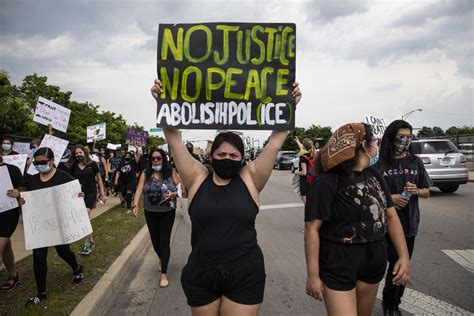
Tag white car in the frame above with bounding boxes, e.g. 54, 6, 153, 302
291, 156, 299, 173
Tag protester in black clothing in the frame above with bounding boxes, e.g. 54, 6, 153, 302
298, 138, 314, 203
0, 156, 24, 292
305, 123, 410, 316
132, 148, 181, 288
19, 147, 84, 306
376, 120, 431, 316
186, 142, 202, 162
67, 144, 106, 255
115, 151, 138, 213
1, 137, 19, 156
151, 79, 301, 315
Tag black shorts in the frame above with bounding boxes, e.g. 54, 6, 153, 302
120, 179, 137, 194
84, 191, 97, 209
319, 239, 387, 291
181, 245, 266, 307
0, 208, 20, 238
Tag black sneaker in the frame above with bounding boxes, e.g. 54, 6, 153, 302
25, 293, 47, 307
1, 273, 20, 292
73, 264, 84, 283
382, 302, 402, 316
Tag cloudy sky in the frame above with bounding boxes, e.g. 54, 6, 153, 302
1, 0, 473, 146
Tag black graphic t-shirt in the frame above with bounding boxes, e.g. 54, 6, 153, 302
118, 160, 137, 183
305, 166, 394, 244
376, 154, 431, 237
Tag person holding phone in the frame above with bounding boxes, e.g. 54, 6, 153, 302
132, 148, 181, 288
376, 120, 430, 316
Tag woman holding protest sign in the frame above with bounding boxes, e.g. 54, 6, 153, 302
304, 123, 410, 316
131, 148, 182, 288
376, 120, 430, 316
19, 147, 84, 306
151, 78, 301, 315
66, 144, 106, 255
0, 155, 24, 292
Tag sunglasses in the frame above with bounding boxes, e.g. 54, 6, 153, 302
151, 156, 162, 161
32, 160, 50, 166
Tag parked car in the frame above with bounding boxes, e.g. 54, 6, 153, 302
411, 139, 469, 193
291, 156, 299, 173
274, 151, 297, 170
458, 143, 474, 161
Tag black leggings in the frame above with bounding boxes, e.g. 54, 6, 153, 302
144, 209, 176, 273
382, 235, 416, 308
33, 245, 79, 294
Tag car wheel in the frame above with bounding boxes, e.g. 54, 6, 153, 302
439, 185, 459, 193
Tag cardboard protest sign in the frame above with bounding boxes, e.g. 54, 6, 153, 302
87, 123, 106, 143
27, 135, 69, 175
365, 115, 387, 139
3, 154, 28, 175
106, 143, 121, 150
33, 97, 71, 132
0, 166, 19, 213
157, 22, 296, 130
21, 180, 92, 250
13, 142, 31, 155
127, 128, 148, 146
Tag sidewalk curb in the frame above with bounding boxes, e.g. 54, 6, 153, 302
71, 225, 150, 316
71, 201, 186, 316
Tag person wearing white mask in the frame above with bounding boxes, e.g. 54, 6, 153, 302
1, 137, 19, 156
132, 148, 181, 288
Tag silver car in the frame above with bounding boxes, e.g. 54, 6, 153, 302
411, 139, 469, 193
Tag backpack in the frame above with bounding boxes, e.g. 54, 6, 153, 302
306, 155, 317, 185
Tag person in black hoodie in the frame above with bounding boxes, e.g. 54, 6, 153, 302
376, 120, 431, 316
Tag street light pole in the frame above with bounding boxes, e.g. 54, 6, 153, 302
402, 108, 423, 120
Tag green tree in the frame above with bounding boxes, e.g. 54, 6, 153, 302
432, 126, 445, 137
446, 126, 459, 135
417, 126, 434, 138
147, 135, 167, 150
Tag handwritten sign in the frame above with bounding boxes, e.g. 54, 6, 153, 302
3, 154, 28, 175
13, 142, 31, 155
33, 97, 71, 132
21, 180, 92, 250
156, 22, 296, 130
127, 129, 148, 146
0, 166, 19, 213
106, 143, 121, 150
27, 135, 69, 175
365, 115, 387, 139
87, 123, 106, 143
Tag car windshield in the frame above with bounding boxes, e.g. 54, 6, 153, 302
282, 152, 297, 158
412, 141, 459, 154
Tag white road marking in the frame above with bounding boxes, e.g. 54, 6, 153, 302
442, 249, 474, 274
378, 280, 473, 315
260, 203, 304, 210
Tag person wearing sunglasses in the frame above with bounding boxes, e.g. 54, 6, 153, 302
305, 123, 410, 316
1, 137, 19, 156
20, 147, 84, 306
131, 148, 181, 288
0, 155, 24, 292
376, 120, 431, 316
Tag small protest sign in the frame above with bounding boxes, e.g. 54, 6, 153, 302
21, 180, 92, 250
3, 154, 28, 175
106, 143, 121, 150
127, 129, 148, 146
156, 22, 296, 130
13, 142, 31, 155
365, 115, 387, 139
27, 134, 69, 175
33, 97, 71, 133
0, 166, 19, 213
87, 123, 106, 143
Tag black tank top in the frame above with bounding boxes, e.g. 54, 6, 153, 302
189, 174, 259, 264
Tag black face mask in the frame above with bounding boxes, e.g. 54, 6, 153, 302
76, 155, 85, 161
211, 158, 242, 179
124, 158, 131, 162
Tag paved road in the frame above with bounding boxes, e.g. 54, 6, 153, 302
107, 171, 473, 315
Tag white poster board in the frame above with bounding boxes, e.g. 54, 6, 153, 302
33, 97, 71, 133
87, 123, 106, 143
0, 166, 19, 213
27, 134, 69, 175
106, 143, 121, 150
13, 142, 31, 155
365, 115, 387, 139
21, 180, 93, 250
3, 154, 28, 175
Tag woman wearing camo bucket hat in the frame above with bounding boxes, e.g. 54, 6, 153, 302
304, 123, 410, 316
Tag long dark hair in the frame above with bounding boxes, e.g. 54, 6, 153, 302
145, 149, 172, 181
380, 120, 415, 165
315, 123, 374, 179
67, 144, 93, 168
34, 147, 56, 166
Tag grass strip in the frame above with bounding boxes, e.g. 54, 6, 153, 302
0, 203, 146, 315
